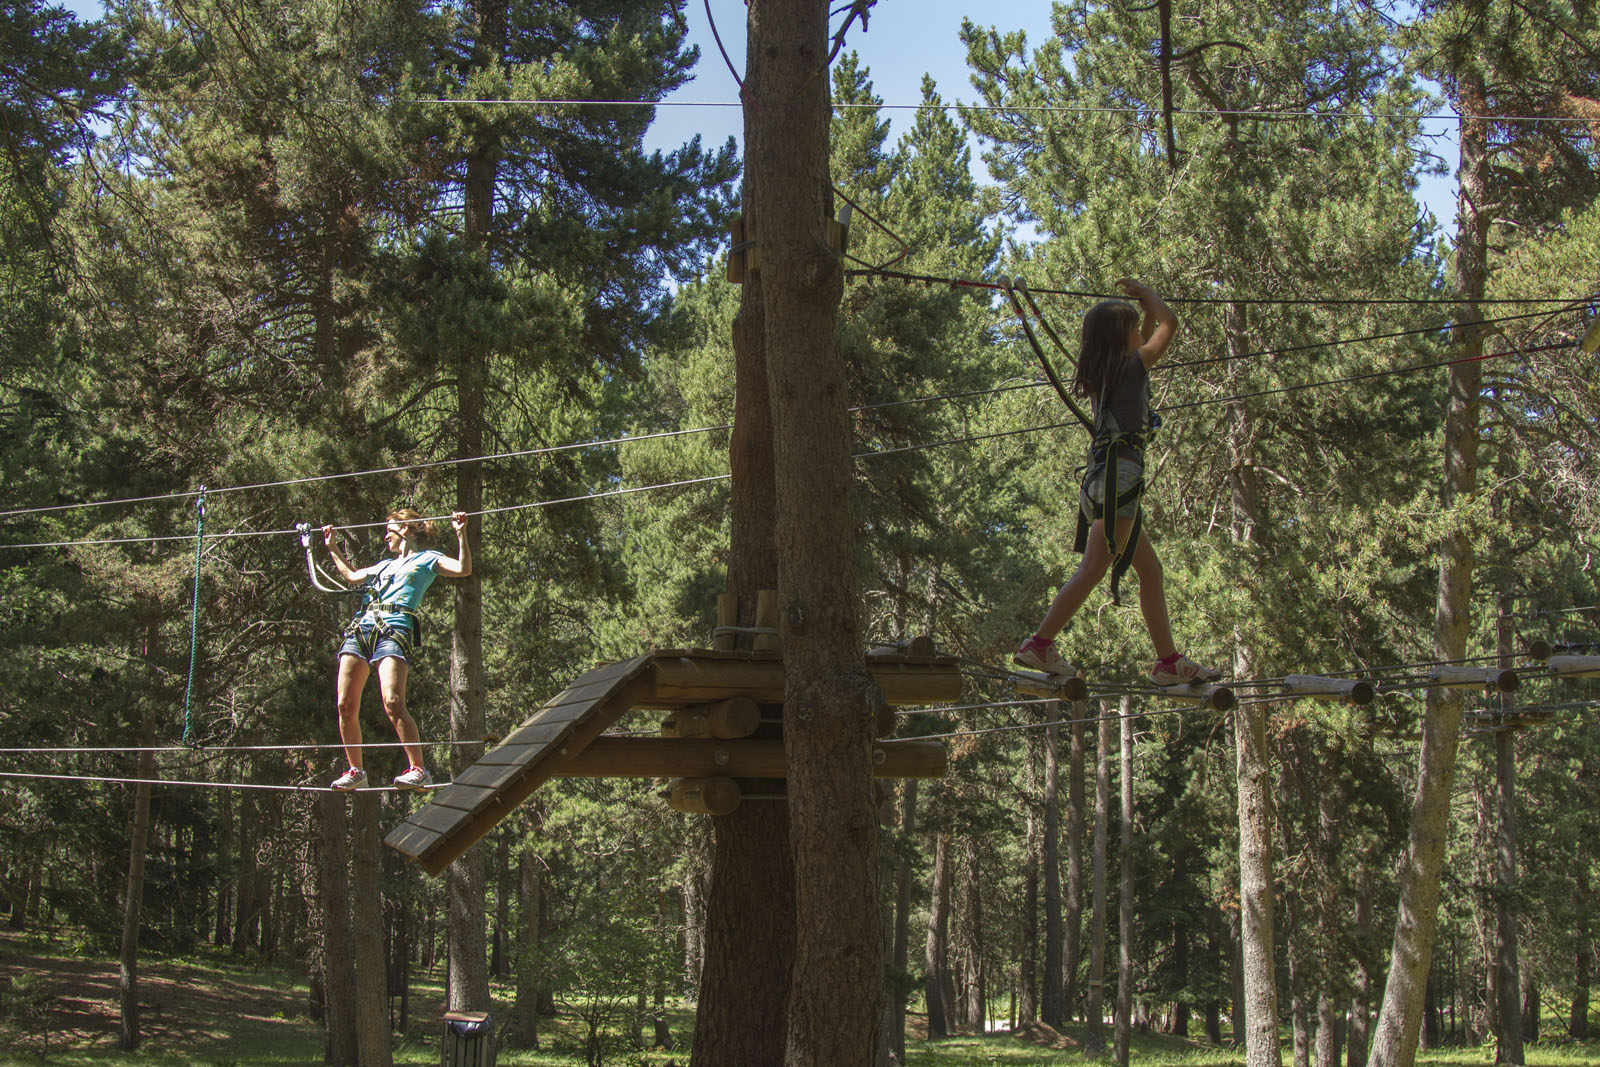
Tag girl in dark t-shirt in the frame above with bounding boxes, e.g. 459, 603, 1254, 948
1014, 279, 1220, 687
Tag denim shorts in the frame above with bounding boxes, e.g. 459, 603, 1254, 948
1080, 457, 1144, 520
338, 623, 410, 665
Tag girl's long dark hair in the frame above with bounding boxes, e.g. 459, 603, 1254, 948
1073, 299, 1141, 398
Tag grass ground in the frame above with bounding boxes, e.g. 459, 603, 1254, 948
4, 931, 1600, 1066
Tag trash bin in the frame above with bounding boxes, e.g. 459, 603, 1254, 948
440, 1011, 495, 1067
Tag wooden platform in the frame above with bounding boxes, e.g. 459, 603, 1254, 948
385, 648, 961, 876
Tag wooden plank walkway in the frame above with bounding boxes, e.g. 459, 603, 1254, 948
385, 654, 656, 876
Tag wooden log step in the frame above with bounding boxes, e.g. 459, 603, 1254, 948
1430, 666, 1519, 692
660, 697, 763, 739
1153, 683, 1236, 711
1548, 655, 1600, 679
548, 736, 947, 780
663, 777, 741, 815
1009, 670, 1089, 702
1282, 675, 1377, 706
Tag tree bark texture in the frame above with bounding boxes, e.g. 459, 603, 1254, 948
959, 842, 985, 1034
351, 793, 393, 1067
1020, 731, 1040, 1026
691, 802, 795, 1067
1368, 78, 1488, 1067
320, 791, 358, 1067
1494, 595, 1524, 1065
511, 847, 541, 1048
746, 2, 884, 1062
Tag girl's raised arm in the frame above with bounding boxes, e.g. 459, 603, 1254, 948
434, 511, 473, 578
1118, 278, 1178, 369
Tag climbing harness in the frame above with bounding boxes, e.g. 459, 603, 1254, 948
296, 523, 424, 658
182, 488, 207, 746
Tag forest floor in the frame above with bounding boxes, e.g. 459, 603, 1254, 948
2, 930, 1599, 1066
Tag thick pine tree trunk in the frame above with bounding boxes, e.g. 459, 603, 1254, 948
1368, 76, 1489, 1067
351, 793, 392, 1067
444, 0, 503, 1017
924, 829, 952, 1039
1349, 870, 1374, 1066
959, 843, 986, 1034
1571, 867, 1591, 1039
745, 2, 882, 1063
1085, 702, 1112, 1055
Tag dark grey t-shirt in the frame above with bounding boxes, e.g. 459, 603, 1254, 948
1091, 352, 1152, 442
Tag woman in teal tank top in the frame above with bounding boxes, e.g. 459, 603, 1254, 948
319, 508, 472, 791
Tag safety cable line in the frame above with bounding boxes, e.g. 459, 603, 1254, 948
0, 338, 1580, 552
848, 267, 1596, 307
0, 423, 731, 520
3, 299, 1586, 530
0, 769, 419, 793
119, 93, 1588, 125
0, 738, 491, 755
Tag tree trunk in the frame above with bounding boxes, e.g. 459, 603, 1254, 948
1041, 718, 1065, 1028
1571, 868, 1590, 1039
1115, 695, 1134, 1067
746, 3, 881, 1064
1493, 593, 1524, 1065
959, 841, 986, 1034
320, 790, 358, 1067
235, 791, 259, 953
510, 847, 541, 1048
1085, 701, 1112, 1056
351, 793, 392, 1067
1019, 733, 1040, 1027
693, 803, 795, 1065
1368, 74, 1488, 1067
1064, 708, 1087, 1022
118, 721, 156, 1050
492, 834, 509, 980
924, 828, 952, 1039
889, 779, 918, 1061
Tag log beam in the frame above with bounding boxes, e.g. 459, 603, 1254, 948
547, 737, 947, 780
641, 652, 961, 708
1430, 666, 1519, 692
1283, 674, 1377, 706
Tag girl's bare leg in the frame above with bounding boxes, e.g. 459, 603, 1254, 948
335, 654, 370, 770
375, 656, 425, 770
1129, 530, 1178, 660
1034, 514, 1139, 641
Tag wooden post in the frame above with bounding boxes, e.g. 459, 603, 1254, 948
753, 589, 780, 651
713, 593, 740, 652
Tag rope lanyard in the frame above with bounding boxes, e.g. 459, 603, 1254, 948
182, 488, 206, 746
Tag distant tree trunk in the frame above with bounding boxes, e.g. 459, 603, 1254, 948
118, 712, 156, 1051
1230, 906, 1246, 1046
1571, 868, 1590, 1040
491, 834, 509, 980
1064, 709, 1087, 1021
1368, 70, 1488, 1067
654, 985, 673, 1049
959, 842, 986, 1033
215, 786, 233, 947
509, 847, 541, 1049
1041, 719, 1064, 1028
1349, 863, 1374, 1065
1115, 695, 1134, 1067
682, 837, 706, 988
1019, 733, 1040, 1027
235, 791, 259, 953
924, 828, 952, 1039
889, 780, 918, 1061
351, 794, 392, 1067
1317, 995, 1343, 1067
1494, 594, 1525, 1065
1084, 702, 1112, 1055
320, 791, 358, 1067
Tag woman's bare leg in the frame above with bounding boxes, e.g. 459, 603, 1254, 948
1034, 514, 1139, 641
375, 656, 424, 770
335, 654, 370, 770
1128, 530, 1177, 660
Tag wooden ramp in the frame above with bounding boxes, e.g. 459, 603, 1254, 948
385, 647, 961, 876
386, 654, 657, 876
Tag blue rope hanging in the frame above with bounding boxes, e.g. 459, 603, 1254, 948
182, 488, 206, 746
